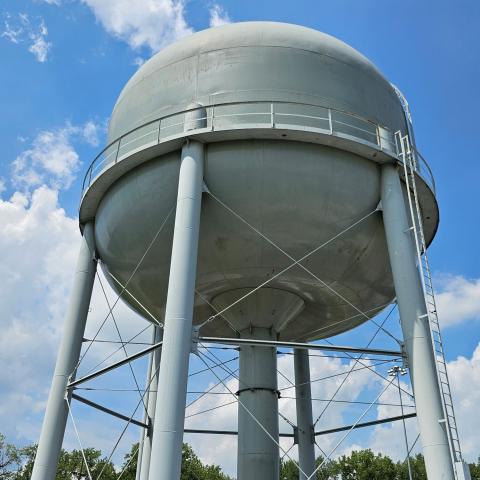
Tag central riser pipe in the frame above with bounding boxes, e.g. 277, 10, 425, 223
294, 348, 316, 480
237, 327, 279, 480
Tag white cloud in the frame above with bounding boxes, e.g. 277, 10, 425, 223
133, 56, 146, 67
209, 4, 231, 28
1, 14, 52, 62
1, 20, 22, 44
446, 343, 480, 460
368, 377, 419, 461
435, 274, 480, 327
80, 0, 193, 52
81, 120, 101, 147
38, 0, 62, 5
28, 19, 52, 63
367, 343, 480, 463
0, 182, 152, 448
12, 121, 101, 190
0, 186, 79, 441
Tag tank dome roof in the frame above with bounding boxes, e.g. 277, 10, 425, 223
109, 22, 404, 141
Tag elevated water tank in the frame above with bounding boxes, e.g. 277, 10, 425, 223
80, 22, 438, 341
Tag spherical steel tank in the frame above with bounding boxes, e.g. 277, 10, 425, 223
80, 22, 438, 341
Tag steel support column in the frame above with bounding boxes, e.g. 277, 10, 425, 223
237, 327, 279, 480
138, 326, 163, 480
135, 328, 154, 480
32, 222, 97, 480
294, 348, 316, 480
148, 140, 204, 479
381, 163, 454, 480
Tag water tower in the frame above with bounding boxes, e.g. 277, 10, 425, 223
32, 22, 469, 480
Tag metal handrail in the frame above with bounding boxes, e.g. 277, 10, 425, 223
81, 101, 435, 199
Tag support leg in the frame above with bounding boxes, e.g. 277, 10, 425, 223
381, 164, 454, 480
237, 327, 279, 480
148, 140, 204, 479
294, 349, 316, 480
32, 222, 97, 480
138, 326, 163, 480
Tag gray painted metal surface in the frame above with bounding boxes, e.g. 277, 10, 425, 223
95, 142, 405, 341
381, 164, 454, 480
137, 326, 163, 480
237, 327, 279, 480
294, 349, 316, 480
148, 141, 204, 479
108, 22, 406, 142
135, 328, 154, 480
90, 22, 439, 343
199, 337, 402, 357
32, 222, 97, 480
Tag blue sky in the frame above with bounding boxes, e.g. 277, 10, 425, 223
1, 0, 479, 475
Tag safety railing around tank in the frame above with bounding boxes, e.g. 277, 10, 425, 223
81, 101, 435, 197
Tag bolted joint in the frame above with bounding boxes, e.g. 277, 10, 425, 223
147, 416, 153, 438
400, 342, 409, 369
293, 426, 299, 445
191, 326, 200, 354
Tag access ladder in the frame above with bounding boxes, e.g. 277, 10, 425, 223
395, 132, 469, 480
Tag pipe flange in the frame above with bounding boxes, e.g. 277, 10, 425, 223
236, 387, 281, 398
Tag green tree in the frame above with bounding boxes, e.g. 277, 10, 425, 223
118, 442, 139, 480
14, 444, 116, 480
181, 443, 231, 480
334, 449, 397, 480
0, 433, 22, 479
280, 458, 299, 479
395, 453, 427, 480
469, 457, 480, 480
280, 456, 336, 479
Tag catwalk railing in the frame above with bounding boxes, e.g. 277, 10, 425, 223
81, 101, 435, 198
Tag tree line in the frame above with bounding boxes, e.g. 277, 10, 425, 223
1, 432, 479, 479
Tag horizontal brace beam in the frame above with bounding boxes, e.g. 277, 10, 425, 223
184, 428, 295, 438
183, 413, 417, 437
72, 391, 416, 437
68, 341, 163, 388
71, 393, 148, 429
199, 337, 403, 357
314, 412, 417, 436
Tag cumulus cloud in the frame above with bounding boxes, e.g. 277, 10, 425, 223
367, 343, 480, 463
435, 274, 480, 327
0, 116, 151, 452
80, 0, 193, 52
12, 121, 101, 190
0, 182, 153, 446
1, 14, 52, 62
209, 4, 231, 28
368, 376, 419, 461
446, 343, 480, 459
0, 186, 79, 441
